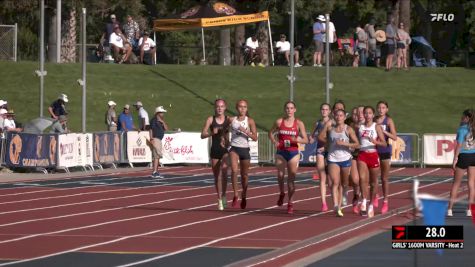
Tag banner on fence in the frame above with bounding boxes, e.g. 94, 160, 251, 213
390, 134, 414, 164
127, 131, 152, 163
299, 142, 318, 164
249, 134, 259, 164
4, 132, 57, 168
94, 132, 121, 164
161, 132, 209, 164
76, 133, 93, 167
423, 134, 456, 165
57, 134, 77, 168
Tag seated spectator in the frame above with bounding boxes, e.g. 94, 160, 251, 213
118, 104, 135, 131
110, 25, 132, 63
123, 15, 140, 50
275, 34, 302, 67
0, 99, 7, 111
0, 109, 6, 138
245, 35, 265, 67
50, 115, 68, 134
139, 31, 156, 65
48, 94, 68, 120
3, 110, 22, 133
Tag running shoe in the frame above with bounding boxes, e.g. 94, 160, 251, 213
467, 209, 472, 217
294, 63, 302, 67
277, 192, 285, 206
240, 198, 247, 209
447, 209, 453, 217
321, 202, 329, 212
336, 208, 344, 217
360, 201, 367, 217
258, 63, 265, 67
372, 194, 379, 208
342, 196, 347, 206
352, 200, 360, 214
150, 172, 158, 178
287, 203, 294, 214
381, 200, 389, 214
368, 204, 374, 218
221, 196, 227, 208
251, 62, 255, 67
218, 199, 224, 211
232, 196, 238, 208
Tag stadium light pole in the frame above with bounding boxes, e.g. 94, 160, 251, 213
81, 8, 87, 133
289, 0, 295, 101
325, 14, 330, 104
56, 0, 61, 63
39, 0, 45, 117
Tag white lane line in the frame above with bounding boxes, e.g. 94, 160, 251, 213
0, 169, 439, 266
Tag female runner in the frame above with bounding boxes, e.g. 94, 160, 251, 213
347, 106, 364, 213
268, 101, 308, 214
228, 99, 258, 209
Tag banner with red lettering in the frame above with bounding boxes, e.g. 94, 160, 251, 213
57, 133, 78, 168
161, 132, 209, 164
423, 134, 456, 165
126, 131, 152, 163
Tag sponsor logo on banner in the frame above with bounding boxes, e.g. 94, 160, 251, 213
126, 131, 152, 163
299, 142, 317, 164
390, 135, 413, 164
249, 134, 258, 164
94, 132, 121, 164
161, 132, 209, 164
423, 134, 456, 165
5, 132, 56, 168
58, 134, 77, 168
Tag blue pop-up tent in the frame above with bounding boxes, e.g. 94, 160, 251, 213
411, 36, 446, 67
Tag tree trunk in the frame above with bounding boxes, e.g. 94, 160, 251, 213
258, 21, 269, 66
399, 0, 411, 66
234, 24, 245, 65
413, 0, 432, 61
219, 28, 231, 66
61, 7, 76, 63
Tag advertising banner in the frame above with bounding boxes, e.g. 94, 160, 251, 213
126, 131, 152, 163
161, 132, 209, 164
94, 132, 121, 164
390, 134, 414, 164
249, 134, 259, 164
423, 134, 456, 165
75, 133, 93, 167
57, 133, 77, 168
4, 132, 57, 168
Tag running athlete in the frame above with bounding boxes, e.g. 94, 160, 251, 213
201, 99, 230, 211
347, 106, 364, 213
319, 109, 360, 217
357, 106, 387, 217
309, 103, 331, 211
269, 101, 308, 214
375, 101, 397, 214
228, 99, 258, 209
448, 109, 475, 217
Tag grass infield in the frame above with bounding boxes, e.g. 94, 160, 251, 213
0, 61, 473, 134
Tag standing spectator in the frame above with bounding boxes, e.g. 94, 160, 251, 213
356, 27, 368, 66
365, 19, 377, 66
322, 15, 337, 65
3, 110, 22, 133
123, 15, 140, 50
149, 106, 169, 178
396, 22, 411, 70
118, 104, 135, 131
275, 34, 302, 67
313, 15, 325, 67
245, 35, 264, 67
50, 115, 68, 133
110, 25, 132, 63
106, 100, 118, 131
0, 109, 6, 138
139, 31, 156, 65
134, 101, 149, 131
375, 30, 386, 68
0, 100, 7, 112
48, 94, 68, 120
385, 16, 397, 71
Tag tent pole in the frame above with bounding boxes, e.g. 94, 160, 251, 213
267, 19, 274, 66
201, 28, 206, 63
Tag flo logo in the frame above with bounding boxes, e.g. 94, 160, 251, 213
430, 13, 454, 22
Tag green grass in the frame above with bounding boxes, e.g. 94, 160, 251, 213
0, 61, 474, 134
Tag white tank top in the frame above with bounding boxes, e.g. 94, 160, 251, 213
230, 116, 250, 148
328, 125, 352, 162
359, 122, 378, 152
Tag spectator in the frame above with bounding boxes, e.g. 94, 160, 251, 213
139, 31, 156, 65
110, 25, 132, 63
134, 101, 149, 131
118, 104, 135, 131
313, 15, 325, 67
385, 16, 397, 71
0, 109, 6, 138
396, 22, 411, 70
149, 106, 169, 178
365, 19, 377, 66
123, 15, 140, 49
275, 34, 302, 67
356, 26, 368, 66
322, 15, 337, 64
0, 99, 7, 111
50, 115, 68, 134
3, 110, 22, 133
375, 29, 386, 68
48, 94, 68, 120
245, 35, 265, 67
102, 14, 120, 47
106, 100, 118, 131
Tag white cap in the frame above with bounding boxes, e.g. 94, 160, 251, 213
124, 104, 130, 109
155, 106, 167, 113
0, 109, 7, 115
0, 100, 7, 106
317, 15, 326, 21
111, 14, 116, 19
134, 101, 143, 107
59, 93, 68, 103
108, 100, 116, 106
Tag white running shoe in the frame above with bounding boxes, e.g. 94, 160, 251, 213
218, 199, 224, 211
368, 204, 374, 218
294, 63, 302, 67
466, 209, 472, 217
447, 209, 453, 217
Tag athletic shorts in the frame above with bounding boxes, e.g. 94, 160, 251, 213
230, 146, 250, 161
276, 150, 299, 162
316, 146, 327, 157
386, 44, 395, 55
210, 146, 228, 160
456, 153, 475, 169
397, 43, 405, 49
378, 152, 392, 161
328, 159, 352, 168
315, 40, 324, 52
357, 151, 380, 169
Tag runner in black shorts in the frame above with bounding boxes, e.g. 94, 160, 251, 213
201, 99, 230, 211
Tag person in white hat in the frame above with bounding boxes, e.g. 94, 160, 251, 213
48, 94, 68, 120
149, 106, 169, 178
134, 101, 149, 131
106, 100, 118, 131
0, 100, 7, 111
313, 15, 326, 67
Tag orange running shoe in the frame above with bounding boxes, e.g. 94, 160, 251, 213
381, 200, 389, 214
321, 202, 328, 212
